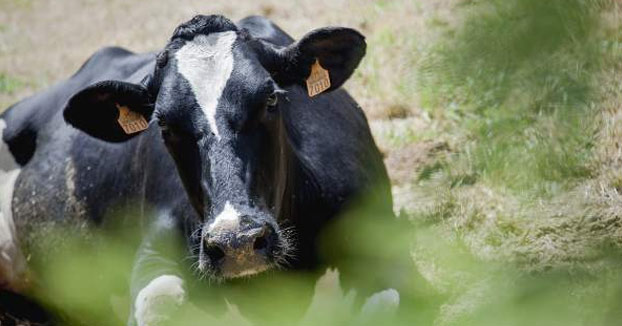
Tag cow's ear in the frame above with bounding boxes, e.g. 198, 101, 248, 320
265, 27, 366, 95
63, 80, 154, 142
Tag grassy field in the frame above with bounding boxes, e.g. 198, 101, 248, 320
2, 0, 622, 325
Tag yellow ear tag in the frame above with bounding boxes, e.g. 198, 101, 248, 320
116, 103, 149, 134
306, 59, 331, 97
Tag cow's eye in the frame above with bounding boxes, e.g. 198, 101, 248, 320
266, 93, 278, 107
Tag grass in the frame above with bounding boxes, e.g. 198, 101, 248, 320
405, 1, 622, 310
0, 73, 25, 109
0, 73, 23, 94
2, 0, 622, 325
417, 0, 605, 194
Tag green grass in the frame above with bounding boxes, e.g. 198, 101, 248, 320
27, 202, 622, 326
350, 1, 422, 118
466, 106, 596, 196
417, 0, 607, 197
0, 73, 23, 94
393, 8, 622, 321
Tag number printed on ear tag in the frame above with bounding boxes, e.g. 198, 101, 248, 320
116, 103, 149, 134
306, 59, 331, 97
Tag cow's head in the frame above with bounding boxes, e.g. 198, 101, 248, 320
63, 15, 365, 280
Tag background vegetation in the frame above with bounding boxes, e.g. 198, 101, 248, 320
2, 0, 622, 325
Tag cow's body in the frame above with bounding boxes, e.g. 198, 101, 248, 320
5, 48, 159, 242
0, 15, 394, 325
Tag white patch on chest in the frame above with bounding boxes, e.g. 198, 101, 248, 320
0, 168, 25, 289
175, 31, 237, 141
134, 274, 185, 326
0, 118, 25, 289
207, 201, 241, 234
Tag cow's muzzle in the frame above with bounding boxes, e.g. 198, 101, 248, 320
200, 206, 288, 279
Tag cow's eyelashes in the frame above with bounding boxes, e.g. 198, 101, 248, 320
266, 93, 278, 107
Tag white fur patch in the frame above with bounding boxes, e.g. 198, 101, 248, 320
207, 201, 241, 234
0, 168, 24, 289
175, 31, 237, 141
0, 118, 24, 289
134, 275, 185, 326
0, 120, 5, 138
0, 119, 18, 170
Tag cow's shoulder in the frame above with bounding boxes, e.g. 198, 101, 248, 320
281, 86, 392, 215
237, 16, 294, 47
1, 47, 153, 167
71, 46, 138, 79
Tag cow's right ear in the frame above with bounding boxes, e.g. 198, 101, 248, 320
63, 80, 154, 142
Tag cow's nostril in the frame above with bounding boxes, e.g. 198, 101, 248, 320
205, 244, 225, 264
253, 235, 268, 251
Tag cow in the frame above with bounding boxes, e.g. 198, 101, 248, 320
0, 14, 401, 325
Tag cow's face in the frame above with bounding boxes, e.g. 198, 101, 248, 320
63, 15, 365, 280
154, 23, 291, 279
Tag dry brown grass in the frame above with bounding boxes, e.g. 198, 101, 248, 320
406, 5, 622, 298
0, 0, 456, 118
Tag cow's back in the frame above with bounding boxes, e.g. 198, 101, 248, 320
1, 47, 154, 167
1, 47, 159, 256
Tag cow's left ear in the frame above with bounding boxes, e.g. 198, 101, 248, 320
63, 80, 154, 142
261, 27, 366, 95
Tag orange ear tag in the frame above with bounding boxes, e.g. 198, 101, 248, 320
306, 59, 331, 97
116, 103, 149, 134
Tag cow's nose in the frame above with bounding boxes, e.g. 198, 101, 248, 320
204, 223, 275, 267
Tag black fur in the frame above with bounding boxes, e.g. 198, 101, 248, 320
1, 15, 394, 325
171, 14, 238, 41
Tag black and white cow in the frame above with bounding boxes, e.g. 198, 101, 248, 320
0, 15, 397, 325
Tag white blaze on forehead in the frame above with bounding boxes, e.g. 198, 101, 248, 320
134, 275, 185, 326
207, 201, 241, 233
175, 31, 237, 141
